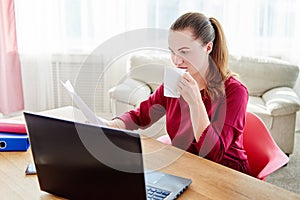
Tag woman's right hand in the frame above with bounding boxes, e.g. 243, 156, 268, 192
178, 72, 202, 106
105, 119, 126, 129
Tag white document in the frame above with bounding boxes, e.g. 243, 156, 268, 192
61, 80, 107, 126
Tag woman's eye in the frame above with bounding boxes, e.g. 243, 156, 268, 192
180, 50, 187, 55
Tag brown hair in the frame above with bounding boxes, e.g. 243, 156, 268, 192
170, 12, 231, 100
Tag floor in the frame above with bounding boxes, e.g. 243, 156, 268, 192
267, 132, 300, 195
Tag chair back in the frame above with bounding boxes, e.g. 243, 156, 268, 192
243, 112, 289, 180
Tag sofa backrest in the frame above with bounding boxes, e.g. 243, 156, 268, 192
127, 52, 173, 92
229, 55, 299, 97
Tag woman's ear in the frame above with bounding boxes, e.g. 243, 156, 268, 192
206, 41, 213, 54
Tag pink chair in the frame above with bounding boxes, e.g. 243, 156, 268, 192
243, 112, 289, 180
157, 112, 289, 180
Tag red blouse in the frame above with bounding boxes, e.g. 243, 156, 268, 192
118, 76, 250, 174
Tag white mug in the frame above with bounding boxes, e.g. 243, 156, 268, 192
164, 67, 186, 98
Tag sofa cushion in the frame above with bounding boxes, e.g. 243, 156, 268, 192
262, 87, 300, 116
229, 55, 299, 97
108, 78, 151, 106
127, 52, 173, 92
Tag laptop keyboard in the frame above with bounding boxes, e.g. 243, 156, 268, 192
146, 185, 171, 200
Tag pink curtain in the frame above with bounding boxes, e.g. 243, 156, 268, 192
0, 0, 24, 115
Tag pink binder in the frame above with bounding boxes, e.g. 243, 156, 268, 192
0, 122, 27, 134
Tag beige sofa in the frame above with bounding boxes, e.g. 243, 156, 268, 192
108, 52, 300, 155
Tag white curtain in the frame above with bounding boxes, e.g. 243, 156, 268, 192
14, 0, 148, 112
177, 0, 300, 63
14, 0, 300, 112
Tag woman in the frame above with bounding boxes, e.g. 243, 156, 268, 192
107, 12, 250, 175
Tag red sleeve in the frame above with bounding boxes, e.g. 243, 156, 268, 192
196, 81, 248, 162
117, 85, 166, 130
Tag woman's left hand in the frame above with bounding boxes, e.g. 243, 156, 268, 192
177, 72, 202, 105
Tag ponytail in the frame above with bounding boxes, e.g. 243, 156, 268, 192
208, 17, 230, 80
204, 17, 231, 100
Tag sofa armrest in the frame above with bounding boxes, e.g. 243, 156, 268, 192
262, 87, 300, 116
108, 78, 151, 106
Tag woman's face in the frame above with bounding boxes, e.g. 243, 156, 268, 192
168, 28, 212, 79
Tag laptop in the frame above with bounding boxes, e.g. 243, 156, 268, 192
24, 112, 192, 200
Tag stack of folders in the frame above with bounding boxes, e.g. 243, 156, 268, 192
0, 122, 30, 152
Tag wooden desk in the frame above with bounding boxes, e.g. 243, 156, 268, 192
1, 106, 300, 200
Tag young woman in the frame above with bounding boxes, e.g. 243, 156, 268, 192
107, 12, 250, 175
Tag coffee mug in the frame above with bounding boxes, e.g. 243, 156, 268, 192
164, 67, 186, 98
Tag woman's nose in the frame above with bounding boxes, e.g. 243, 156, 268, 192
172, 54, 183, 66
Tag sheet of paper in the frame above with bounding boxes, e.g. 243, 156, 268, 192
61, 80, 107, 126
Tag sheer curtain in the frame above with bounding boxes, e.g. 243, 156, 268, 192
14, 0, 300, 113
14, 0, 59, 111
14, 0, 148, 112
177, 0, 300, 63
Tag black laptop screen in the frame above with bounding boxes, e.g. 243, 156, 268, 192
24, 112, 147, 200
